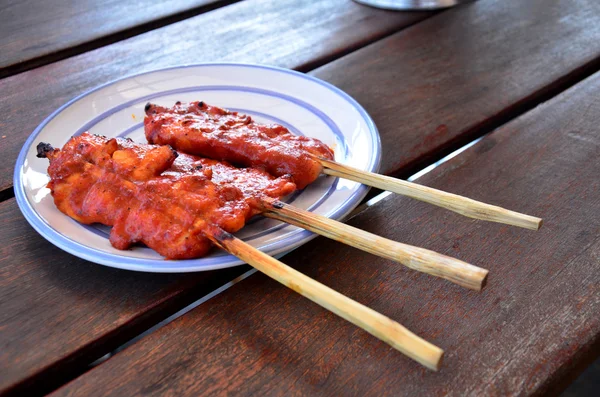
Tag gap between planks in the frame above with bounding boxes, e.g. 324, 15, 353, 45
0, 0, 243, 80
5, 48, 600, 207
89, 268, 259, 368
63, 133, 488, 385
30, 84, 594, 389
7, 11, 600, 396
5, 4, 600, 204
0, 0, 438, 81
25, 71, 600, 391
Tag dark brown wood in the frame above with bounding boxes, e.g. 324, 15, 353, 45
0, 1, 428, 394
0, 0, 429, 192
312, 0, 600, 179
0, 0, 234, 77
4, 0, 600, 194
0, 196, 251, 395
52, 65, 600, 397
3, 0, 600, 394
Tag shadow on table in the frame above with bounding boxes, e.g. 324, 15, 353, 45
561, 358, 600, 396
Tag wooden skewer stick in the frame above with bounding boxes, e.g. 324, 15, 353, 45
261, 198, 488, 291
205, 224, 444, 371
316, 157, 543, 231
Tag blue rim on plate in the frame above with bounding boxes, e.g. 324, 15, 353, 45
14, 63, 381, 272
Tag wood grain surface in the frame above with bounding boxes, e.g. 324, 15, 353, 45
0, 0, 233, 77
3, 0, 600, 194
4, 0, 600, 395
0, 1, 428, 394
312, 0, 600, 179
0, 195, 250, 395
0, 0, 429, 193
53, 66, 600, 397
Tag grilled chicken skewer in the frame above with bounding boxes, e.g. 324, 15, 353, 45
207, 223, 444, 371
144, 101, 334, 190
38, 133, 443, 370
37, 133, 295, 259
39, 133, 486, 289
145, 101, 541, 230
260, 198, 487, 291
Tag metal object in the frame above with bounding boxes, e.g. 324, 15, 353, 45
353, 0, 475, 10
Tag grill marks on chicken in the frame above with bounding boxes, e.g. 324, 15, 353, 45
144, 101, 334, 189
39, 133, 296, 259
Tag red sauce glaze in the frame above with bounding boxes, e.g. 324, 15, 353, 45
144, 101, 335, 189
44, 133, 296, 259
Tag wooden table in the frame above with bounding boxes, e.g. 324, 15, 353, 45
1, 0, 599, 395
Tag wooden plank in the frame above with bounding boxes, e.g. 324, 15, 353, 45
53, 65, 600, 397
0, 196, 250, 395
5, 0, 600, 392
4, 0, 600, 194
0, 0, 429, 192
0, 0, 233, 77
0, 1, 427, 394
311, 0, 600, 179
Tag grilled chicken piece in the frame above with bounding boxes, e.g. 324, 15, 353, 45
144, 101, 334, 189
38, 133, 295, 259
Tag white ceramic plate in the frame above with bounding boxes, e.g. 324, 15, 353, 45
14, 63, 381, 272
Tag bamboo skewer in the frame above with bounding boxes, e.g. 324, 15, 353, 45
205, 224, 444, 371
316, 157, 542, 231
261, 198, 488, 291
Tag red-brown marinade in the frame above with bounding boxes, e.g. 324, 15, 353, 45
144, 101, 334, 189
39, 133, 296, 259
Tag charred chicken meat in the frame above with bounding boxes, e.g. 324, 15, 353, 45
144, 101, 334, 189
38, 133, 296, 259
